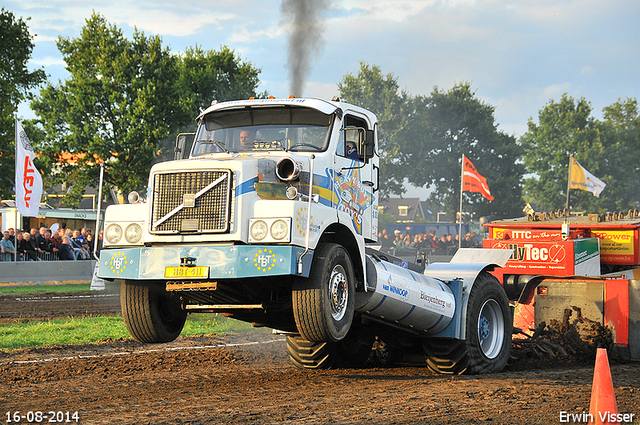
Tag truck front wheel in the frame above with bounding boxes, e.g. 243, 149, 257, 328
121, 280, 187, 343
423, 272, 512, 374
292, 243, 355, 342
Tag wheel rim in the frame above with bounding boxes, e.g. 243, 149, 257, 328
329, 264, 348, 321
477, 299, 504, 359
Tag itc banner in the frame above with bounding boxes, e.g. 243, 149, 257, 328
15, 121, 43, 217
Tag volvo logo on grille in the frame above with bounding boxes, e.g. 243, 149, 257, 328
183, 193, 196, 207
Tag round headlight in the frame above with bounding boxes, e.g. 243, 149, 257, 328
250, 220, 268, 241
105, 224, 123, 245
125, 223, 143, 244
270, 220, 288, 240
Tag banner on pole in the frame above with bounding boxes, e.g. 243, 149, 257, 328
569, 157, 606, 197
462, 156, 494, 201
15, 121, 43, 217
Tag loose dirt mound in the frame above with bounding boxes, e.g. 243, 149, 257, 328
0, 290, 638, 424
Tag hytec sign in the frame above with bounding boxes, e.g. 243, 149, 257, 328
484, 238, 601, 277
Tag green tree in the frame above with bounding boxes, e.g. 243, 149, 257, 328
601, 97, 640, 211
177, 45, 264, 118
400, 83, 523, 219
0, 8, 46, 200
31, 13, 180, 206
521, 94, 606, 213
338, 62, 410, 196
155, 45, 265, 162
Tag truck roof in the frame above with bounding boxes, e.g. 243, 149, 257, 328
196, 97, 377, 124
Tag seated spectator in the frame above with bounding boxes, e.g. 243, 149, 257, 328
58, 236, 76, 261
1, 231, 16, 261
78, 241, 92, 260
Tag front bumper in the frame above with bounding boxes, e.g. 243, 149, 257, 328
97, 244, 313, 280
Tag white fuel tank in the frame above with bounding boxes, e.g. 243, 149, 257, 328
356, 256, 456, 334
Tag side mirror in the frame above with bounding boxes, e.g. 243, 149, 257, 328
174, 136, 186, 160
174, 133, 195, 160
362, 129, 375, 159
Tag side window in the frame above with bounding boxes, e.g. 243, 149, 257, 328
337, 115, 368, 162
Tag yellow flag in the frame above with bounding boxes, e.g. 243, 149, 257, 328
569, 157, 606, 197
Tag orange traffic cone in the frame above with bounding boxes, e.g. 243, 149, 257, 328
588, 348, 619, 425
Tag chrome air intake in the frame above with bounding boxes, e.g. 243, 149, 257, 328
275, 157, 300, 182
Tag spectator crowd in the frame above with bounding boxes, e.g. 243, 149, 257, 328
377, 228, 482, 255
1, 226, 103, 262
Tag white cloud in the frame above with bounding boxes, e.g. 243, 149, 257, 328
30, 56, 66, 67
542, 83, 572, 100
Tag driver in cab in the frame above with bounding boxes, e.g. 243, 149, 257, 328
239, 129, 256, 150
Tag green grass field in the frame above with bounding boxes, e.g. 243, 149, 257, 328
0, 283, 93, 294
0, 313, 260, 352
0, 284, 264, 351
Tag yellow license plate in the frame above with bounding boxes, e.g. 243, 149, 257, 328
164, 266, 209, 279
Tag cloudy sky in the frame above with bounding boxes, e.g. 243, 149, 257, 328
6, 0, 639, 195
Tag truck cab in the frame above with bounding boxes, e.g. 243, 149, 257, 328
98, 97, 512, 374
98, 97, 379, 336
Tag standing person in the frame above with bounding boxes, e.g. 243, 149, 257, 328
1, 231, 16, 261
8, 228, 15, 245
95, 230, 104, 256
78, 227, 89, 245
51, 229, 62, 259
438, 235, 448, 254
15, 231, 27, 261
393, 230, 403, 247
41, 230, 54, 260
428, 230, 441, 251
461, 233, 473, 248
36, 226, 46, 246
70, 229, 83, 250
23, 233, 40, 261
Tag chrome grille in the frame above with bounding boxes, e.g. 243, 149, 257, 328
151, 170, 231, 233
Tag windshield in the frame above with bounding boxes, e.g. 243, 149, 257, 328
191, 106, 334, 156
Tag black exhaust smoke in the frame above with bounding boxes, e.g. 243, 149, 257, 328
280, 0, 331, 97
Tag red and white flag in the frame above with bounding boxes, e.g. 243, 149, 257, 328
462, 155, 494, 201
15, 120, 43, 217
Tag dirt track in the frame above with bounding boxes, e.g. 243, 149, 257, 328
0, 289, 638, 424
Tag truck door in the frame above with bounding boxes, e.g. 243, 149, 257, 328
333, 114, 378, 241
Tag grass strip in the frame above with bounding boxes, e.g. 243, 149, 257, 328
0, 313, 260, 352
0, 284, 92, 294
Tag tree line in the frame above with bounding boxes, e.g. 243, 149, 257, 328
2, 9, 639, 219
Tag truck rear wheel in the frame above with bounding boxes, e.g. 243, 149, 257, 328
286, 331, 373, 369
292, 243, 355, 342
423, 272, 512, 374
121, 280, 187, 343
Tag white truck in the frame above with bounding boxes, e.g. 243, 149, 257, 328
97, 97, 513, 374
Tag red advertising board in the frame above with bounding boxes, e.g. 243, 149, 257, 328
484, 239, 576, 277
